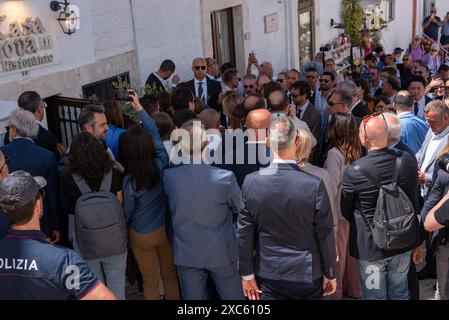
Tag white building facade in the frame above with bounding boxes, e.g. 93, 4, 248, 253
0, 0, 447, 140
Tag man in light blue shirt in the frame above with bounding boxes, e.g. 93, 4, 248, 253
440, 13, 449, 46
393, 91, 429, 154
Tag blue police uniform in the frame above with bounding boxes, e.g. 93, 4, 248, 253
0, 229, 101, 300
0, 214, 9, 238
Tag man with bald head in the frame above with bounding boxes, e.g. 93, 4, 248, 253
341, 114, 420, 300
187, 57, 222, 112
218, 109, 272, 187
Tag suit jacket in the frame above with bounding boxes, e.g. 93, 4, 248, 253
416, 127, 449, 197
145, 73, 166, 92
0, 138, 61, 236
215, 132, 272, 187
341, 148, 420, 261
299, 102, 321, 143
237, 163, 336, 282
163, 163, 241, 268
186, 77, 222, 111
351, 101, 371, 119
4, 125, 61, 161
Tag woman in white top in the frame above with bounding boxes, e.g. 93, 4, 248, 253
324, 113, 363, 300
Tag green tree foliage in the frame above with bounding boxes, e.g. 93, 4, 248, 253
342, 0, 364, 45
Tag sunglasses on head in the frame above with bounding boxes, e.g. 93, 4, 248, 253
194, 66, 207, 71
363, 112, 386, 128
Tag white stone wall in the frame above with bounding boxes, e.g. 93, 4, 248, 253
89, 0, 136, 61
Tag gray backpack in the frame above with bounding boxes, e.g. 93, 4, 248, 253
354, 157, 420, 251
72, 171, 127, 260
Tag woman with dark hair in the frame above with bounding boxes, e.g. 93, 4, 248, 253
60, 132, 126, 299
324, 113, 363, 300
120, 92, 180, 300
103, 100, 126, 161
353, 76, 374, 112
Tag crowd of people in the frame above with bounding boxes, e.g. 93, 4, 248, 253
3, 14, 449, 299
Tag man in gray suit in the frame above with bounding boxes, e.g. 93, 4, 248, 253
163, 120, 243, 300
417, 100, 449, 199
237, 115, 337, 300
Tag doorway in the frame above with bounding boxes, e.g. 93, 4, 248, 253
298, 0, 315, 68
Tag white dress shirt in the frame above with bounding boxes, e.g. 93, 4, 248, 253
415, 95, 427, 120
194, 78, 208, 105
153, 72, 169, 91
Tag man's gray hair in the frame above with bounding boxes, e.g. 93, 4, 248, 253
8, 108, 39, 139
382, 112, 402, 144
268, 115, 296, 151
333, 80, 358, 98
243, 74, 257, 81
424, 100, 449, 117
394, 91, 414, 110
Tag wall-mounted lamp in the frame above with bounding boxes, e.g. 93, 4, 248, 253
330, 18, 344, 29
50, 0, 78, 35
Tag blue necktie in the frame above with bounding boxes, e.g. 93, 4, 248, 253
414, 102, 419, 116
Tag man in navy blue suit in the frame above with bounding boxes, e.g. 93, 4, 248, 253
237, 115, 337, 300
4, 91, 61, 160
0, 109, 61, 243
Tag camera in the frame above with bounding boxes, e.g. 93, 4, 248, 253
439, 153, 449, 173
320, 46, 330, 52
114, 90, 134, 102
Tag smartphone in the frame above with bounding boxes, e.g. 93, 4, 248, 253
114, 90, 134, 102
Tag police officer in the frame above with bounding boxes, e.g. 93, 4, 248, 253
0, 171, 116, 300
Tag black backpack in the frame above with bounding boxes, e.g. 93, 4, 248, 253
354, 157, 420, 251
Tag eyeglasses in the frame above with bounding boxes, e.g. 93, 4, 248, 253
277, 79, 285, 83
319, 79, 330, 83
431, 49, 438, 52
291, 93, 303, 98
415, 71, 424, 75
194, 66, 207, 71
244, 85, 255, 89
0, 156, 9, 172
403, 58, 410, 61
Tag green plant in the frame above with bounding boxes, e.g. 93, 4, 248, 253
342, 0, 364, 45
112, 76, 138, 121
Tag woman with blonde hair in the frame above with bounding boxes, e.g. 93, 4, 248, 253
222, 92, 245, 129
324, 113, 363, 300
297, 128, 338, 249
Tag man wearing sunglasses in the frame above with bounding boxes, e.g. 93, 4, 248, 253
369, 67, 382, 97
409, 75, 433, 120
242, 74, 257, 96
186, 57, 222, 112
423, 7, 443, 42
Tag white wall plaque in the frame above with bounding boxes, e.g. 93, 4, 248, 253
264, 13, 279, 34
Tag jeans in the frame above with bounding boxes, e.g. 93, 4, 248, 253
85, 251, 128, 300
357, 251, 411, 300
177, 263, 244, 300
434, 243, 449, 300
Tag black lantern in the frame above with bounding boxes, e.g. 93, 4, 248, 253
50, 0, 78, 35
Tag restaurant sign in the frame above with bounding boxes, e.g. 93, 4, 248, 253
0, 15, 57, 76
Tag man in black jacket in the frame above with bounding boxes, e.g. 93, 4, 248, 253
145, 59, 178, 92
237, 115, 336, 300
186, 57, 222, 112
4, 92, 60, 160
341, 114, 422, 300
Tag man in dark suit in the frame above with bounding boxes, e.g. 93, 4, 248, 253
289, 81, 321, 144
334, 79, 371, 120
1, 109, 61, 244
341, 115, 422, 300
237, 115, 337, 300
145, 59, 177, 92
409, 75, 433, 120
186, 57, 222, 112
163, 120, 243, 300
4, 91, 60, 161
216, 109, 272, 187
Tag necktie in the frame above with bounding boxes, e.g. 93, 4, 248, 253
414, 102, 419, 116
198, 82, 204, 105
297, 107, 303, 119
